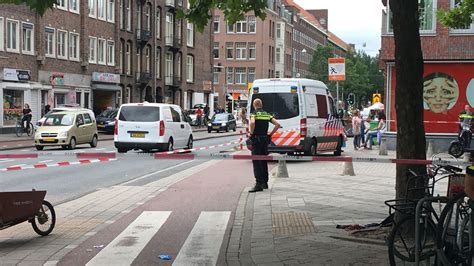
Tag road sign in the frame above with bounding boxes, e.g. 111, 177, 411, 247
328, 58, 346, 81
372, 93, 381, 104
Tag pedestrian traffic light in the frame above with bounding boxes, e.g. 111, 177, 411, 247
347, 93, 355, 106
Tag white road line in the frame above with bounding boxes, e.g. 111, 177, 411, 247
39, 160, 53, 163
9, 164, 26, 168
174, 211, 231, 266
86, 211, 171, 266
0, 159, 14, 164
95, 148, 106, 151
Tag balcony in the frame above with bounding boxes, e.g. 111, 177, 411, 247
136, 72, 152, 85
165, 36, 182, 51
165, 75, 181, 87
136, 30, 152, 46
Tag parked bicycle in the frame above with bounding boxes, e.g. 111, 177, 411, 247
385, 160, 463, 265
15, 117, 34, 137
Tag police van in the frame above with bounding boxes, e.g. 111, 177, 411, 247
247, 78, 344, 156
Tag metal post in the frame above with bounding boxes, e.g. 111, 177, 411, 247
336, 81, 339, 109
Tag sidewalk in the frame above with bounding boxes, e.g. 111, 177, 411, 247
227, 141, 395, 265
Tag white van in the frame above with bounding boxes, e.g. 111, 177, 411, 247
114, 103, 193, 153
247, 78, 344, 156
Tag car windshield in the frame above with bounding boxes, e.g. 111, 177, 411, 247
43, 114, 75, 126
118, 106, 160, 122
213, 114, 228, 121
250, 93, 299, 119
99, 109, 117, 118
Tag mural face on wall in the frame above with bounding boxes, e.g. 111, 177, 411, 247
423, 72, 459, 113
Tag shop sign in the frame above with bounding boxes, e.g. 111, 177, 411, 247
92, 72, 120, 83
202, 80, 212, 92
2, 68, 31, 82
50, 72, 65, 86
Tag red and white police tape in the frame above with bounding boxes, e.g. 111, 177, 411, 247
0, 158, 116, 171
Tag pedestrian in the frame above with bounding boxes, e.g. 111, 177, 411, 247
204, 105, 210, 124
43, 104, 51, 116
248, 98, 281, 192
360, 113, 366, 148
364, 112, 386, 150
458, 104, 473, 148
196, 107, 204, 127
352, 110, 361, 150
241, 107, 247, 126
21, 103, 32, 131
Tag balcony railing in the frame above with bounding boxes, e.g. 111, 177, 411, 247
136, 30, 152, 45
165, 35, 181, 49
136, 72, 152, 84
165, 75, 181, 86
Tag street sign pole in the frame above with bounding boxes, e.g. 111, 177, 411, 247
336, 81, 339, 107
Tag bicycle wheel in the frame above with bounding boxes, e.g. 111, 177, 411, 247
26, 122, 34, 137
437, 192, 472, 265
388, 215, 437, 264
31, 200, 56, 236
15, 121, 23, 137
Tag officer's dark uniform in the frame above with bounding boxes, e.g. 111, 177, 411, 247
250, 110, 273, 188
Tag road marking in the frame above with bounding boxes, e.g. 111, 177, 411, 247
39, 160, 53, 163
86, 211, 171, 266
0, 159, 14, 164
95, 148, 106, 151
174, 211, 231, 266
120, 160, 194, 185
9, 164, 26, 168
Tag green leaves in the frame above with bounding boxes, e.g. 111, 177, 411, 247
438, 0, 474, 29
0, 0, 57, 16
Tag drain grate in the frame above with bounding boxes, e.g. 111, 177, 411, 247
272, 212, 316, 236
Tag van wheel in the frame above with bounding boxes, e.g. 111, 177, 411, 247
68, 137, 76, 150
167, 139, 174, 151
35, 145, 44, 151
334, 136, 343, 156
90, 135, 98, 148
187, 136, 193, 149
117, 148, 128, 153
305, 139, 317, 156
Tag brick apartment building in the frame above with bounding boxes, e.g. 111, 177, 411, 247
0, 0, 212, 133
212, 0, 349, 112
379, 0, 474, 138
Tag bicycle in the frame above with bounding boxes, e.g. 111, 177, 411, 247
385, 161, 463, 265
15, 117, 34, 137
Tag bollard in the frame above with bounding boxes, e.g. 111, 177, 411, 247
426, 140, 434, 158
240, 130, 243, 150
276, 160, 289, 178
379, 138, 388, 156
464, 152, 471, 163
342, 161, 355, 176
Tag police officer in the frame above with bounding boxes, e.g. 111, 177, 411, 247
248, 98, 281, 192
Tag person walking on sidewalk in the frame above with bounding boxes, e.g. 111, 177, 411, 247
248, 98, 281, 192
352, 110, 361, 150
196, 107, 204, 127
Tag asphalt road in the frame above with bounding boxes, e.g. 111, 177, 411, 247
0, 135, 241, 205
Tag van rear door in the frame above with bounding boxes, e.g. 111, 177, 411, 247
117, 106, 160, 143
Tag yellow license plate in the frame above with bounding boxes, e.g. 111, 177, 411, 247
97, 124, 105, 128
212, 126, 220, 129
43, 138, 56, 142
131, 132, 145, 138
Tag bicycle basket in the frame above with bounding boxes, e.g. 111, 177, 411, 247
384, 199, 417, 216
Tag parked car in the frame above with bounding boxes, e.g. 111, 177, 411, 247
208, 113, 237, 133
96, 109, 118, 133
34, 110, 98, 150
36, 105, 94, 127
114, 103, 193, 153
186, 109, 199, 126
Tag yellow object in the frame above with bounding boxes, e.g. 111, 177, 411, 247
373, 93, 381, 104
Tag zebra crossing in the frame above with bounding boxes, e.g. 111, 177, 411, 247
85, 211, 231, 265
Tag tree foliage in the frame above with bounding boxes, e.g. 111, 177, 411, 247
0, 0, 56, 15
438, 0, 474, 28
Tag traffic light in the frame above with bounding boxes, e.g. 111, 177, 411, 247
347, 93, 355, 106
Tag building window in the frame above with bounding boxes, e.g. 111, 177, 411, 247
107, 40, 115, 65
213, 16, 220, 33
145, 4, 151, 31
419, 0, 435, 32
136, 3, 141, 31
136, 48, 141, 73
213, 67, 219, 83
275, 70, 281, 78
119, 0, 124, 29
21, 23, 34, 55
235, 67, 246, 84
248, 16, 256, 33
56, 0, 67, 10
2, 89, 24, 126
98, 0, 106, 20
186, 55, 194, 82
176, 19, 182, 42
247, 67, 255, 82
0, 17, 4, 51
165, 52, 173, 84
450, 0, 474, 33
213, 42, 219, 59
6, 19, 19, 53
236, 19, 247, 33
248, 42, 256, 59
119, 39, 124, 73
98, 38, 106, 64
144, 46, 151, 73
69, 0, 79, 13
126, 41, 131, 74
107, 0, 115, 22
69, 32, 80, 60
89, 36, 97, 63
156, 8, 161, 38
226, 67, 234, 84
227, 23, 234, 33
235, 42, 246, 60
156, 47, 161, 78
186, 21, 194, 47
276, 47, 281, 63
57, 30, 68, 59
126, 0, 131, 30
89, 0, 96, 17
276, 23, 281, 38
226, 42, 233, 59
176, 53, 181, 79
165, 12, 173, 44
45, 27, 55, 57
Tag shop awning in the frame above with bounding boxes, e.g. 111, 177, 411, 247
92, 84, 121, 91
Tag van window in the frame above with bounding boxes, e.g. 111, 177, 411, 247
170, 107, 181, 122
328, 97, 337, 116
84, 113, 92, 124
250, 93, 299, 119
118, 106, 160, 122
316, 95, 328, 118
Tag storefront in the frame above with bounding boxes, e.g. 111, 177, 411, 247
91, 72, 121, 115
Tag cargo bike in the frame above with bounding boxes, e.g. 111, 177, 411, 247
0, 190, 56, 236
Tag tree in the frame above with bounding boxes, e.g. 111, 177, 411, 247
0, 0, 56, 15
308, 46, 333, 85
438, 0, 474, 28
390, 0, 426, 200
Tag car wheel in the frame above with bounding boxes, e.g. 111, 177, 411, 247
35, 145, 44, 151
167, 139, 174, 151
304, 139, 317, 156
117, 148, 128, 153
208, 127, 212, 133
217, 129, 220, 133
68, 137, 76, 150
90, 135, 98, 148
61, 145, 68, 149
187, 135, 193, 149
225, 126, 229, 132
